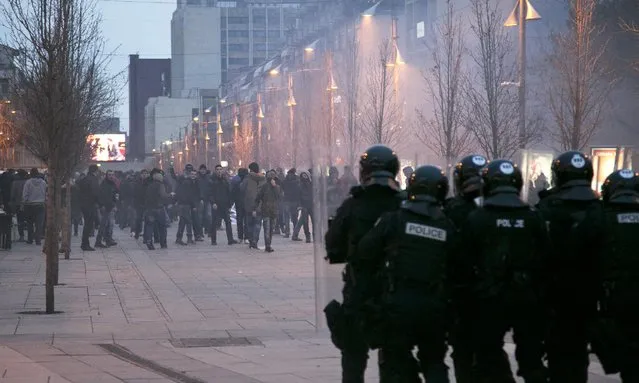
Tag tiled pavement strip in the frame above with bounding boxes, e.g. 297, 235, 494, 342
0, 225, 621, 383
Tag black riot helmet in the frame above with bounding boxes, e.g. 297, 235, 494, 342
481, 159, 523, 196
407, 166, 449, 203
359, 144, 400, 185
601, 169, 639, 202
551, 151, 593, 188
453, 154, 488, 198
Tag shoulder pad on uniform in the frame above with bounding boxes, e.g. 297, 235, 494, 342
396, 190, 408, 201
350, 185, 364, 197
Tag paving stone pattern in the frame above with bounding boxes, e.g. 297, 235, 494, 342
0, 225, 621, 382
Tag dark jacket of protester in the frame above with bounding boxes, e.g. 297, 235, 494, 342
282, 171, 300, 204
98, 177, 119, 211
78, 171, 100, 209
212, 174, 232, 210
241, 172, 266, 213
198, 172, 213, 202
255, 177, 281, 218
175, 175, 199, 207
298, 170, 313, 209
231, 168, 248, 210
9, 170, 28, 210
145, 176, 170, 210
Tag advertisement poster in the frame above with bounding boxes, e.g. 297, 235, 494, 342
591, 147, 626, 193
524, 151, 554, 205
87, 134, 126, 162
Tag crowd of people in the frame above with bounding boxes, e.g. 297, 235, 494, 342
52, 161, 357, 253
324, 145, 638, 383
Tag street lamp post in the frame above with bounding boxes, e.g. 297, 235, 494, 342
505, 0, 541, 201
256, 93, 264, 165
287, 73, 297, 167
217, 105, 223, 165
326, 51, 338, 166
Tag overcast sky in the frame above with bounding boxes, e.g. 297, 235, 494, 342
1, 0, 174, 134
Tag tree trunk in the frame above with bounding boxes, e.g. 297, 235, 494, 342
59, 180, 71, 259
44, 167, 59, 313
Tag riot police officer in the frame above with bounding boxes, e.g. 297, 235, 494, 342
454, 160, 548, 383
579, 169, 639, 381
444, 154, 487, 226
443, 154, 510, 383
354, 165, 456, 382
324, 144, 404, 383
536, 151, 601, 383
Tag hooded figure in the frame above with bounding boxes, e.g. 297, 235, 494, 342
241, 162, 266, 248
292, 170, 313, 243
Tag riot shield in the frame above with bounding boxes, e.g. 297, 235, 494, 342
312, 163, 354, 329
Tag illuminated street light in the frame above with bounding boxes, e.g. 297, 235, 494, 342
362, 0, 382, 17
193, 116, 199, 122
220, 98, 227, 104
10, 110, 16, 114
327, 74, 338, 91
269, 68, 279, 76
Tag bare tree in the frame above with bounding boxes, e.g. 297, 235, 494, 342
547, 0, 615, 151
335, 26, 361, 167
417, 0, 471, 166
2, 0, 118, 313
361, 39, 404, 149
464, 0, 539, 159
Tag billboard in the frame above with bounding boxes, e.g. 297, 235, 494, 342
87, 134, 126, 162
591, 147, 631, 193
521, 150, 554, 205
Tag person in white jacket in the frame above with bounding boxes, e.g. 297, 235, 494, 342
22, 168, 47, 245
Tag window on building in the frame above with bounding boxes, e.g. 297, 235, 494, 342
0, 79, 9, 98
253, 16, 266, 24
228, 44, 249, 51
268, 9, 280, 20
228, 30, 249, 37
253, 30, 266, 38
186, 0, 200, 5
253, 43, 268, 52
229, 58, 249, 66
228, 17, 248, 24
217, 1, 236, 7
221, 60, 227, 70
253, 57, 265, 63
268, 30, 280, 38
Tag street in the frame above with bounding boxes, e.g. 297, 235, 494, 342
0, 225, 621, 383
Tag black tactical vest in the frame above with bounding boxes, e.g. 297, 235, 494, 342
385, 210, 451, 294
472, 207, 543, 304
599, 205, 639, 310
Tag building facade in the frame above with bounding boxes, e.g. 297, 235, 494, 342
128, 55, 171, 161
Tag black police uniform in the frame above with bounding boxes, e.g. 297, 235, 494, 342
355, 166, 456, 383
535, 151, 601, 383
455, 160, 548, 383
443, 155, 503, 383
579, 170, 639, 381
324, 145, 404, 383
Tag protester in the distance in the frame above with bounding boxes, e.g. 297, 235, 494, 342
22, 168, 47, 246
254, 170, 281, 253
241, 162, 266, 249
211, 164, 237, 246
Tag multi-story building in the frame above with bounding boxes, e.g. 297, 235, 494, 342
0, 44, 19, 101
170, 0, 307, 92
171, 4, 221, 98
128, 55, 171, 161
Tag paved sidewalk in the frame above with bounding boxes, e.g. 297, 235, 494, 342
0, 225, 621, 382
